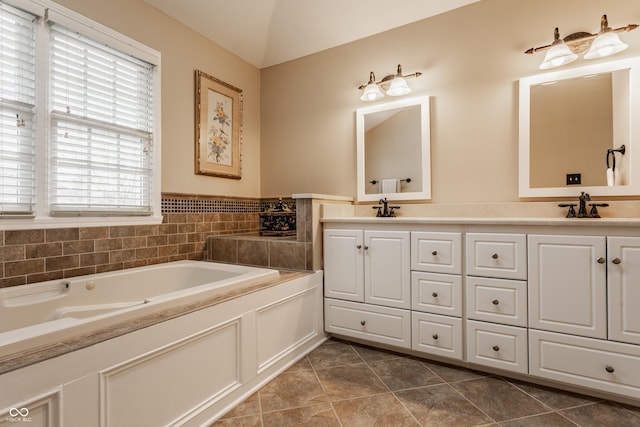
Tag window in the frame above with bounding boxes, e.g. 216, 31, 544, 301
0, 0, 160, 227
0, 2, 36, 215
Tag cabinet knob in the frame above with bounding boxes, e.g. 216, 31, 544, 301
605, 365, 615, 373
612, 258, 622, 265
432, 333, 439, 340
492, 299, 499, 305
597, 257, 606, 264
432, 292, 438, 298
432, 250, 438, 256
360, 320, 366, 326
356, 245, 362, 250
364, 245, 369, 250
491, 253, 499, 260
492, 345, 500, 352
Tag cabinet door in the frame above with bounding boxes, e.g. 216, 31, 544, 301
364, 230, 411, 309
608, 236, 640, 345
323, 229, 364, 302
528, 235, 606, 338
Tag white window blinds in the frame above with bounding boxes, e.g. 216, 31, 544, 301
0, 2, 36, 215
49, 23, 154, 215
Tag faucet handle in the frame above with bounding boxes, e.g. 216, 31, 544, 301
388, 206, 401, 217
558, 203, 577, 218
588, 203, 609, 218
372, 206, 383, 217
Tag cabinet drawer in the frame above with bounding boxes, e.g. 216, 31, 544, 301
412, 271, 462, 317
324, 298, 411, 348
412, 312, 463, 360
411, 232, 462, 274
466, 320, 528, 374
466, 233, 527, 280
466, 277, 527, 327
530, 330, 640, 399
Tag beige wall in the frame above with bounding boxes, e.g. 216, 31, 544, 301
260, 0, 640, 203
53, 0, 262, 198
52, 0, 640, 204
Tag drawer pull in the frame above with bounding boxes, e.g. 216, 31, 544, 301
431, 250, 438, 256
597, 257, 606, 264
432, 333, 439, 340
360, 320, 366, 326
356, 245, 362, 249
491, 253, 499, 260
492, 299, 499, 305
605, 366, 615, 373
612, 258, 622, 265
432, 292, 438, 298
492, 345, 500, 352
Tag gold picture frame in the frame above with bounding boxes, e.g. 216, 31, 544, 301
195, 70, 243, 179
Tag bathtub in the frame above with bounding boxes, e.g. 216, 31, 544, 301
0, 260, 279, 360
0, 261, 325, 426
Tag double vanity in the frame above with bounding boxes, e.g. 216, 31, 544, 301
322, 214, 640, 405
342, 51, 640, 405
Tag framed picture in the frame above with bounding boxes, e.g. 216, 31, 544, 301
195, 70, 243, 179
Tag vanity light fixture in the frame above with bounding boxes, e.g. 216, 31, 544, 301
525, 15, 638, 69
358, 64, 421, 101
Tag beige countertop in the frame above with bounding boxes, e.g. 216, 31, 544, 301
321, 216, 640, 227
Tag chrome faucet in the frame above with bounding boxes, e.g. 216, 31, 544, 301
373, 197, 400, 217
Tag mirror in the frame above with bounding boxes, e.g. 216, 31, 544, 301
356, 95, 431, 201
519, 56, 640, 197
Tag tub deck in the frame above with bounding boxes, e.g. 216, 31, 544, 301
0, 270, 308, 375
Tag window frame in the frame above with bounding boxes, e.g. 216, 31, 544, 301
1, 0, 162, 229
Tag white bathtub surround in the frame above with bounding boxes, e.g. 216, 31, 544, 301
0, 262, 326, 426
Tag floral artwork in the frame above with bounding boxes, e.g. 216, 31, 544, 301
195, 70, 243, 179
207, 95, 232, 165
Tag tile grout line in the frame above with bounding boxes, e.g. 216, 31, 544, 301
306, 354, 345, 427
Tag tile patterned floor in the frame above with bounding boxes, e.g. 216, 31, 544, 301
212, 339, 640, 426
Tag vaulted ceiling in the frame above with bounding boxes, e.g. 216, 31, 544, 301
144, 0, 480, 68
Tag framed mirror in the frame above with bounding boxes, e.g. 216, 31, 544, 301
519, 56, 640, 197
356, 95, 431, 202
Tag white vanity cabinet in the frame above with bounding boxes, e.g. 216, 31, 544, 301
465, 233, 529, 374
608, 236, 640, 345
528, 235, 607, 338
528, 234, 640, 400
322, 219, 640, 405
323, 228, 411, 348
410, 232, 463, 360
323, 228, 410, 307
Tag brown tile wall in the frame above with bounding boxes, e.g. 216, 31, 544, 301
0, 193, 262, 289
207, 198, 314, 271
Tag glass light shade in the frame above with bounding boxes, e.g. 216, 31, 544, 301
360, 83, 384, 101
386, 77, 411, 96
584, 31, 628, 59
539, 43, 578, 69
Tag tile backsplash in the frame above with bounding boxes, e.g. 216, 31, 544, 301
0, 193, 268, 288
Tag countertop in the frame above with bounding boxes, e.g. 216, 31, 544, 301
321, 216, 640, 227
